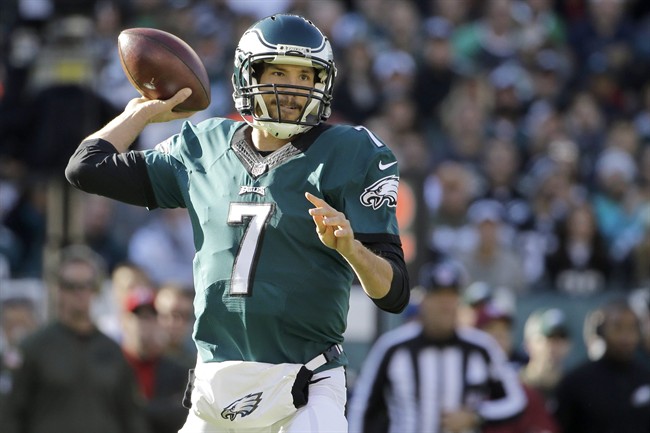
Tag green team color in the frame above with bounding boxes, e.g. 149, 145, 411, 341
143, 118, 401, 370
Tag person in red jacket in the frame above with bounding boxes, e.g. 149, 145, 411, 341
120, 286, 189, 433
474, 301, 560, 433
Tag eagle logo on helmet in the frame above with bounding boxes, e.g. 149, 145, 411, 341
221, 392, 263, 421
360, 175, 399, 210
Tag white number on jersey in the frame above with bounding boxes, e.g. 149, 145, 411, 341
227, 202, 274, 295
353, 125, 385, 148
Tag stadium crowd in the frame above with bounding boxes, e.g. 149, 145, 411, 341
1, 0, 650, 432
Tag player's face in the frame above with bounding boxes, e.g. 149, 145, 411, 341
257, 64, 316, 122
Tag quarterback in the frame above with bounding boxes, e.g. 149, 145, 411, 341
66, 14, 409, 432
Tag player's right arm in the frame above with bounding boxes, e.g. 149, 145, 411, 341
65, 88, 193, 207
86, 88, 193, 152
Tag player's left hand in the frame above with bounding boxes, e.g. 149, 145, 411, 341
305, 192, 356, 257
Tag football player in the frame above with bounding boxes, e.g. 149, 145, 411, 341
66, 14, 409, 433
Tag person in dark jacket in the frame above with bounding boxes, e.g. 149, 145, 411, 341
555, 299, 650, 433
3, 245, 150, 433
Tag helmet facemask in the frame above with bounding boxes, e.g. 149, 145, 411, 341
232, 15, 337, 139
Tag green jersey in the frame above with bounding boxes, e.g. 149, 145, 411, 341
143, 119, 401, 368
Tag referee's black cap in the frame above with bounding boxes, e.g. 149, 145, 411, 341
418, 260, 464, 293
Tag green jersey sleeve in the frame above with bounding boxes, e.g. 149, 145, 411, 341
315, 125, 401, 242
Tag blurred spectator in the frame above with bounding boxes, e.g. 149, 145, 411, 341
331, 38, 381, 124
0, 297, 40, 425
455, 199, 528, 294
413, 17, 459, 122
486, 62, 533, 143
81, 194, 128, 272
563, 91, 607, 185
1, 16, 119, 175
458, 279, 495, 328
523, 102, 563, 165
128, 0, 174, 29
520, 308, 573, 410
94, 261, 155, 343
591, 147, 646, 283
473, 301, 560, 433
546, 137, 582, 187
3, 244, 149, 433
127, 208, 195, 287
381, 0, 422, 53
514, 0, 567, 52
567, 0, 636, 96
555, 298, 650, 433
604, 119, 641, 157
472, 301, 529, 370
93, 1, 141, 110
372, 49, 417, 101
476, 137, 551, 285
431, 76, 492, 167
346, 0, 393, 52
527, 48, 571, 109
371, 95, 421, 139
120, 286, 189, 433
390, 130, 432, 177
520, 157, 587, 287
452, 0, 522, 73
0, 175, 48, 277
428, 0, 474, 27
301, 0, 347, 42
520, 49, 571, 142
110, 262, 154, 311
154, 283, 196, 370
347, 260, 526, 433
423, 161, 478, 257
544, 202, 613, 295
476, 137, 530, 229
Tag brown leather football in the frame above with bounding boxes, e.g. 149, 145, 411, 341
118, 28, 210, 112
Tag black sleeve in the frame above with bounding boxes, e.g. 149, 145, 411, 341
65, 138, 159, 208
361, 241, 411, 314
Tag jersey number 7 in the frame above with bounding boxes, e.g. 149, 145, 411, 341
227, 202, 274, 296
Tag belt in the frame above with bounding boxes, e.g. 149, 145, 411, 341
304, 344, 343, 371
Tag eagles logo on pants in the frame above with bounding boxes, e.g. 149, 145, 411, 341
221, 392, 263, 421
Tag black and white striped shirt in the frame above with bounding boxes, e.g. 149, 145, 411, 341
348, 322, 527, 433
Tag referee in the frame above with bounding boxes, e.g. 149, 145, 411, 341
348, 260, 526, 433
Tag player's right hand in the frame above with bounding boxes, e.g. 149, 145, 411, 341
126, 88, 196, 124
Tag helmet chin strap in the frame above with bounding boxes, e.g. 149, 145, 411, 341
250, 118, 312, 140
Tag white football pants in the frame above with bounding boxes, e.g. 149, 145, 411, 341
178, 366, 348, 433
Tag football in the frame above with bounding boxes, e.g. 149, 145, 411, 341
117, 27, 211, 112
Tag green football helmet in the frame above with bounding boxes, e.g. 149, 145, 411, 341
232, 14, 337, 139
